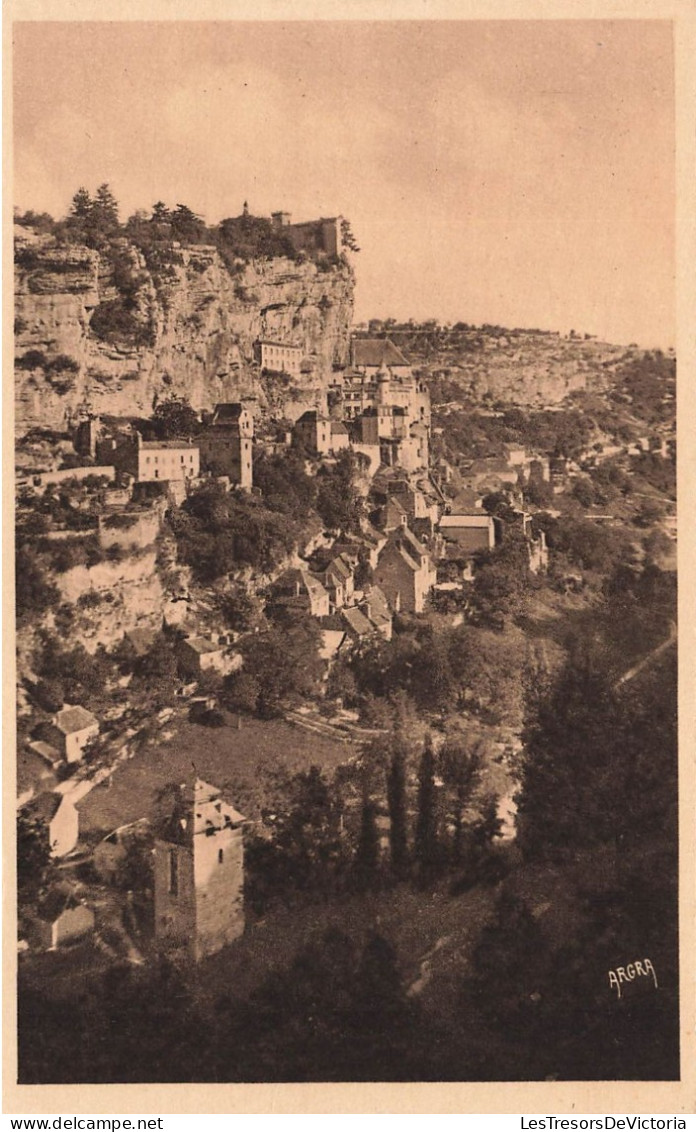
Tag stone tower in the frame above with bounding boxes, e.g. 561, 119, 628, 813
153, 778, 246, 961
199, 403, 254, 490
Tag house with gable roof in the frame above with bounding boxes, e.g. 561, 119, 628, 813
293, 409, 333, 456
373, 527, 437, 614
321, 553, 355, 611
271, 568, 330, 618
41, 705, 99, 764
29, 886, 95, 949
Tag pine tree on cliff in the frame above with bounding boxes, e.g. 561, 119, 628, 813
69, 187, 93, 222
89, 183, 120, 237
415, 733, 439, 882
386, 738, 409, 879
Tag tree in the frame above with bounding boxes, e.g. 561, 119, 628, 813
91, 183, 120, 233
15, 547, 59, 622
353, 797, 380, 888
151, 201, 171, 224
517, 643, 677, 862
240, 620, 323, 717
151, 396, 200, 439
571, 476, 597, 508
471, 530, 531, 625
246, 767, 346, 909
315, 451, 363, 532
464, 889, 546, 1041
69, 187, 92, 223
223, 671, 262, 715
386, 740, 409, 877
219, 584, 263, 633
17, 810, 52, 903
254, 449, 317, 519
414, 735, 439, 881
439, 740, 483, 863
340, 218, 361, 253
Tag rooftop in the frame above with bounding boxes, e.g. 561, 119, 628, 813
342, 606, 374, 637
439, 514, 494, 529
182, 636, 224, 655
161, 779, 247, 843
297, 410, 331, 424
212, 403, 248, 422
140, 440, 199, 451
52, 705, 98, 735
352, 338, 410, 369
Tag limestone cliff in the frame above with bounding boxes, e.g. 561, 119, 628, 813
14, 225, 354, 432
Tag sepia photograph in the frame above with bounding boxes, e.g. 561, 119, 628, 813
8, 7, 685, 1099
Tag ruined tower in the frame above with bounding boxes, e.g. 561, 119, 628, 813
153, 778, 246, 961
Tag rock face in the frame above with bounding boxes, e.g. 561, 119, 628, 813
384, 326, 632, 406
14, 226, 355, 432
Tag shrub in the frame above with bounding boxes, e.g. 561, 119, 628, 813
47, 354, 80, 375
15, 547, 60, 619
16, 349, 48, 371
197, 708, 226, 728
223, 672, 262, 715
33, 677, 66, 713
90, 300, 154, 347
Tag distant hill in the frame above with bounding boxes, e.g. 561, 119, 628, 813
356, 320, 675, 413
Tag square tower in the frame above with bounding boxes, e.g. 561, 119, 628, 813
154, 779, 246, 961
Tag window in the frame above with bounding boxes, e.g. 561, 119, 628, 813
168, 849, 178, 896
218, 848, 224, 864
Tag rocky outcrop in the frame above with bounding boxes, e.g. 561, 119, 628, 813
14, 226, 355, 432
384, 326, 632, 406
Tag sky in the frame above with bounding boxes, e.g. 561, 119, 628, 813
13, 20, 675, 347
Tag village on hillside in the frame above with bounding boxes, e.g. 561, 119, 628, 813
14, 196, 678, 1084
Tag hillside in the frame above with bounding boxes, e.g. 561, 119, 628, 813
358, 320, 675, 410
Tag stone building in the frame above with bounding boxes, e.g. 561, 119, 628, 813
438, 513, 496, 554
199, 402, 253, 490
97, 432, 200, 484
373, 528, 437, 615
42, 705, 99, 764
271, 568, 330, 618
270, 212, 342, 259
153, 779, 247, 961
30, 888, 95, 950
293, 410, 333, 456
255, 339, 304, 377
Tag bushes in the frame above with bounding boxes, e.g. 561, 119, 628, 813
48, 535, 104, 573
253, 449, 317, 519
229, 619, 324, 718
15, 547, 60, 621
169, 482, 299, 580
16, 349, 48, 371
90, 299, 154, 347
35, 633, 112, 705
